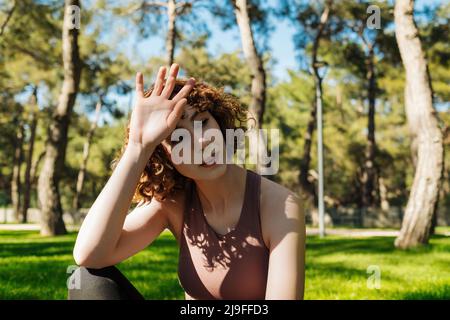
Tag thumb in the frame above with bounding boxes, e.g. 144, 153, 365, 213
167, 98, 187, 129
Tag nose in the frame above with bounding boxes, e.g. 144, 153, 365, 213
197, 136, 212, 150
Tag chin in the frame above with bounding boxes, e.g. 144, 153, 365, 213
197, 162, 227, 180
177, 163, 227, 181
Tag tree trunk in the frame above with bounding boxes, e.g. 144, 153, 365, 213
379, 176, 390, 213
72, 100, 101, 211
21, 87, 38, 223
336, 85, 346, 123
430, 143, 446, 235
298, 1, 331, 225
165, 0, 176, 67
361, 48, 377, 208
299, 98, 318, 206
11, 121, 24, 222
394, 0, 444, 249
233, 0, 267, 173
38, 0, 82, 236
233, 0, 266, 128
31, 150, 45, 185
0, 0, 16, 37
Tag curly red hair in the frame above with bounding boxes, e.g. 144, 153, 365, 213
111, 79, 250, 204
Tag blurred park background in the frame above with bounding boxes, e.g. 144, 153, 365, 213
0, 0, 449, 299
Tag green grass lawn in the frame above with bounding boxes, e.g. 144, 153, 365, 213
0, 228, 449, 299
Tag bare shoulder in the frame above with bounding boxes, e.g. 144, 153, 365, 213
260, 176, 303, 217
260, 176, 305, 249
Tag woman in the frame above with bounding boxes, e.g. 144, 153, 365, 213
69, 63, 306, 300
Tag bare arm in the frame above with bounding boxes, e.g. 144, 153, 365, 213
73, 142, 158, 268
265, 192, 306, 300
73, 63, 195, 268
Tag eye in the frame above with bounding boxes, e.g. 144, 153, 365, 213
201, 118, 209, 126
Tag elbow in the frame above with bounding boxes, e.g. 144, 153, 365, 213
73, 236, 88, 265
72, 245, 91, 267
73, 252, 109, 270
73, 244, 110, 270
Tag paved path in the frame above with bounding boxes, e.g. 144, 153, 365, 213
0, 224, 77, 231
306, 228, 400, 237
308, 228, 450, 237
0, 224, 41, 231
0, 224, 448, 237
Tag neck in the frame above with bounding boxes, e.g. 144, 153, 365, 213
194, 164, 247, 217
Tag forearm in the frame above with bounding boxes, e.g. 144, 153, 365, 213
73, 142, 155, 266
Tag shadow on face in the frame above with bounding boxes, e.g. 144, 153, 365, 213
161, 106, 228, 181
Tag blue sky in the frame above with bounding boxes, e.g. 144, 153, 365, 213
25, 0, 444, 119
105, 0, 445, 83
90, 0, 446, 119
104, 1, 296, 83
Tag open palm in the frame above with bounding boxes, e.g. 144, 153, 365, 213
129, 63, 195, 150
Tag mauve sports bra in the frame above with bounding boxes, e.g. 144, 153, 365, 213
177, 169, 270, 300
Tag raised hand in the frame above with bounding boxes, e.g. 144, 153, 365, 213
128, 63, 195, 151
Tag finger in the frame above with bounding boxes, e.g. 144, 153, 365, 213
135, 72, 144, 97
167, 98, 187, 129
172, 78, 195, 103
161, 63, 179, 98
151, 66, 167, 97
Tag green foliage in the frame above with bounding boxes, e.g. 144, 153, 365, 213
419, 3, 450, 104
265, 66, 415, 207
0, 0, 448, 220
177, 46, 252, 97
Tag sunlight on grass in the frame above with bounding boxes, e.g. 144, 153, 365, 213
305, 233, 450, 299
0, 228, 449, 299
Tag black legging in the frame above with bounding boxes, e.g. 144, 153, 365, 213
67, 265, 145, 300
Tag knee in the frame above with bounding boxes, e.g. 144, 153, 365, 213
67, 265, 121, 300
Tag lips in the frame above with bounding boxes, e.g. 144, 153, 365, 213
201, 158, 216, 166
201, 151, 216, 166
200, 162, 216, 167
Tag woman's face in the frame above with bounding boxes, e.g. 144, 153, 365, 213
161, 105, 227, 180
